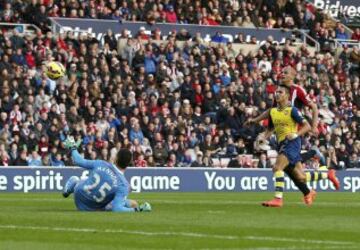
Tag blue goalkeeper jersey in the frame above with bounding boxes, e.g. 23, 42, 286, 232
71, 150, 134, 212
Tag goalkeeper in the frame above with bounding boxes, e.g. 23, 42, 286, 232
62, 136, 151, 213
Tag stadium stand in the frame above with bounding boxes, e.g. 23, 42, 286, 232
0, 0, 359, 168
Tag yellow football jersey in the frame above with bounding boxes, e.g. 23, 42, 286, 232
269, 106, 303, 142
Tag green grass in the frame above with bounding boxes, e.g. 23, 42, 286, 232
0, 192, 360, 250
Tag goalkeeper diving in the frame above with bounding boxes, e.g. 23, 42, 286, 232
62, 135, 151, 212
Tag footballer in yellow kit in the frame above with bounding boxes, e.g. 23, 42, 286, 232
246, 84, 340, 207
268, 106, 303, 166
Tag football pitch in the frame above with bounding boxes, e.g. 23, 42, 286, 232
0, 193, 360, 250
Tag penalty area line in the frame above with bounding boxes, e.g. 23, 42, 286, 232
0, 225, 357, 246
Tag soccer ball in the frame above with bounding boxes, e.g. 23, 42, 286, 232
46, 61, 66, 80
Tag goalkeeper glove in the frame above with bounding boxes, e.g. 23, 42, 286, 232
63, 136, 82, 150
137, 202, 152, 212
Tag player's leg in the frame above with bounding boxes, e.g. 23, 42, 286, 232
105, 197, 151, 212
105, 199, 138, 211
122, 199, 138, 208
284, 166, 311, 196
262, 154, 289, 207
285, 146, 327, 196
305, 168, 340, 190
301, 147, 327, 166
72, 180, 98, 211
63, 176, 80, 198
292, 163, 316, 206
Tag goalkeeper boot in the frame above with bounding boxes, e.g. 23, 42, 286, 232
262, 198, 283, 207
138, 202, 152, 212
328, 169, 340, 190
303, 189, 317, 206
63, 176, 80, 198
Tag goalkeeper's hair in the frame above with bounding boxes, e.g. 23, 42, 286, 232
116, 148, 133, 169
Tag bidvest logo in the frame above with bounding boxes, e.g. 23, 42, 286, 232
313, 0, 360, 17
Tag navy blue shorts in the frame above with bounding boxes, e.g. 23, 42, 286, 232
278, 137, 302, 166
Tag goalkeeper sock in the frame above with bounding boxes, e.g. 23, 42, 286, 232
274, 170, 285, 199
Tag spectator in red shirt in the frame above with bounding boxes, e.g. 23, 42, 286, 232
136, 27, 150, 40
165, 5, 177, 23
38, 135, 49, 158
134, 154, 147, 167
265, 78, 276, 95
351, 28, 360, 41
194, 85, 204, 106
25, 51, 36, 69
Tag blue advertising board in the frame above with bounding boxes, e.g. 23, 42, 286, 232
50, 17, 295, 44
311, 0, 360, 18
0, 167, 359, 193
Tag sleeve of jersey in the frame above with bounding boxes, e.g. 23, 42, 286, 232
111, 193, 136, 212
71, 150, 98, 170
268, 113, 274, 129
291, 107, 304, 124
296, 87, 310, 106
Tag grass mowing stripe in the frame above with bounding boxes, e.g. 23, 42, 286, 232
0, 225, 356, 247
2, 197, 360, 208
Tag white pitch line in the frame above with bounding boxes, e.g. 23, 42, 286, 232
0, 198, 66, 202
207, 210, 226, 214
201, 246, 358, 250
139, 199, 360, 208
243, 236, 355, 245
0, 225, 238, 240
0, 224, 357, 247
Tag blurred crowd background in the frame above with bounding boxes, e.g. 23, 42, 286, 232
0, 0, 359, 169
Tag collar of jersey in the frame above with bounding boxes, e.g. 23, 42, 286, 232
111, 164, 124, 175
276, 105, 290, 111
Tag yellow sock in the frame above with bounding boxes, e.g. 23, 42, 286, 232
306, 171, 328, 182
274, 170, 284, 199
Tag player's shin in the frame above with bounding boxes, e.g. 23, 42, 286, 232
274, 170, 285, 199
63, 176, 80, 198
285, 167, 310, 196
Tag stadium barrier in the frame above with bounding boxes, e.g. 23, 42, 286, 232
49, 17, 297, 44
0, 22, 40, 35
0, 167, 359, 193
117, 39, 318, 56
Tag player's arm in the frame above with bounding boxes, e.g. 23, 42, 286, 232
255, 112, 274, 150
71, 150, 98, 170
296, 86, 318, 134
62, 135, 97, 169
244, 109, 270, 126
262, 128, 274, 140
290, 107, 311, 139
308, 101, 319, 134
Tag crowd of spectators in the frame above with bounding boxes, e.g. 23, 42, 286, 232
0, 1, 357, 34
0, 0, 359, 169
2, 0, 359, 53
2, 0, 314, 29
